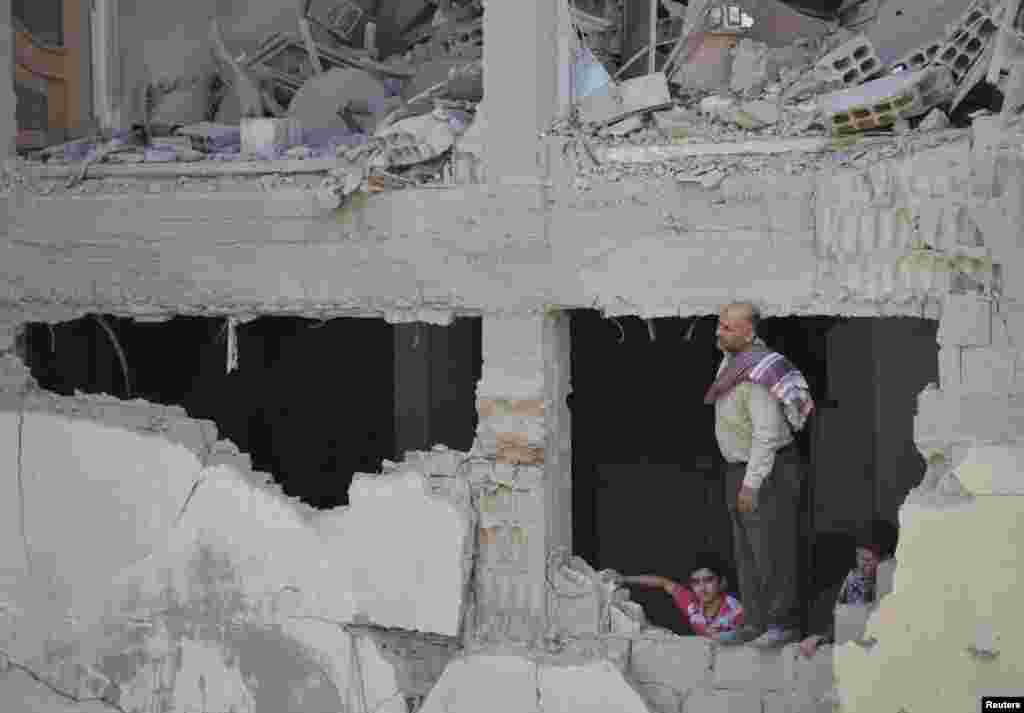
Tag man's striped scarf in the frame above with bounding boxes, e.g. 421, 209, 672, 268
704, 348, 815, 432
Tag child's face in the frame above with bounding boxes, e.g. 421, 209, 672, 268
689, 568, 722, 603
855, 547, 880, 577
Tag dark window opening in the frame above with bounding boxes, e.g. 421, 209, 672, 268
22, 314, 481, 510
569, 310, 936, 635
12, 0, 64, 46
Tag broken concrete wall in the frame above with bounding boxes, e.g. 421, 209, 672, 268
415, 633, 838, 713
420, 652, 652, 713
834, 120, 1024, 713
0, 349, 473, 713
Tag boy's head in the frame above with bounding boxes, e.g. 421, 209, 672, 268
689, 553, 730, 604
854, 518, 899, 577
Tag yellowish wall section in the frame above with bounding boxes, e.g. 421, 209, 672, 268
835, 456, 1024, 713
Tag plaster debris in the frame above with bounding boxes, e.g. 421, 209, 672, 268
13, 0, 1024, 206
920, 107, 953, 130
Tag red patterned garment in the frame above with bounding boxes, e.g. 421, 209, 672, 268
670, 584, 745, 636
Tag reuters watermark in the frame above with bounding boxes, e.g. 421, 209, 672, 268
983, 697, 1024, 711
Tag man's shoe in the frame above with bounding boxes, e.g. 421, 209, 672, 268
749, 627, 798, 647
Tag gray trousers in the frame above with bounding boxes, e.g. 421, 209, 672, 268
725, 443, 803, 632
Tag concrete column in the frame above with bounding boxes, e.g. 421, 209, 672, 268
481, 0, 560, 181
470, 312, 572, 645
1, 0, 15, 157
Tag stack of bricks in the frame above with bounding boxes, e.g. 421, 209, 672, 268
468, 313, 572, 646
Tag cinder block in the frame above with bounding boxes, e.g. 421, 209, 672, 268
932, 7, 999, 81
790, 643, 835, 703
938, 293, 992, 346
890, 40, 945, 72
960, 346, 1018, 394
834, 604, 873, 645
630, 634, 713, 696
683, 688, 762, 713
821, 66, 955, 135
712, 645, 795, 691
815, 34, 884, 86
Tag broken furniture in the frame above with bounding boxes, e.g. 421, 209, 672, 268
306, 0, 365, 41
249, 32, 414, 103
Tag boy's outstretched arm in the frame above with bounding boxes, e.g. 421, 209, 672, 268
620, 574, 681, 595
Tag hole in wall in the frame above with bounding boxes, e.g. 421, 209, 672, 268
568, 311, 937, 635
22, 314, 482, 509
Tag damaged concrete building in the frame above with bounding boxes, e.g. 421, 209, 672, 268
2, 0, 1024, 711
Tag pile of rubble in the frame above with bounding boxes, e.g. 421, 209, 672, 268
556, 0, 1024, 184
18, 0, 1024, 198
22, 0, 488, 197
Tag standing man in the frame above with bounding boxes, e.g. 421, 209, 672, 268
705, 302, 815, 647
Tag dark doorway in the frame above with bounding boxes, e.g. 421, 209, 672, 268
569, 310, 935, 635
22, 314, 482, 510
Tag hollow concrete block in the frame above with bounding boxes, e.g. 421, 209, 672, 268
712, 644, 795, 691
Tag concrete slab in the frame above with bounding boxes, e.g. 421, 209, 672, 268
17, 412, 203, 597
539, 659, 653, 712
343, 468, 473, 636
419, 654, 539, 713
713, 644, 795, 691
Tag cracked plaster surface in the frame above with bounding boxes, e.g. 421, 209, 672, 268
0, 392, 472, 713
